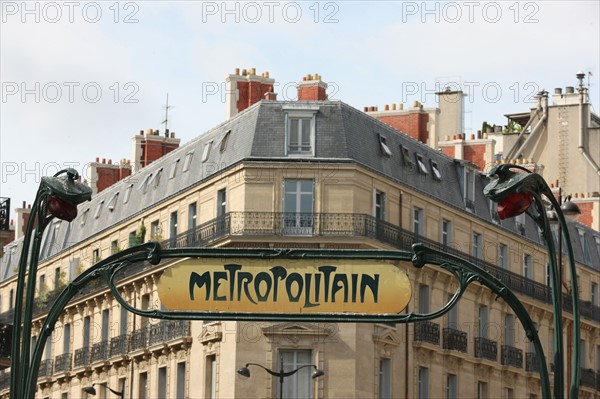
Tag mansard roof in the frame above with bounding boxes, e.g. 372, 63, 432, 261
2, 100, 599, 282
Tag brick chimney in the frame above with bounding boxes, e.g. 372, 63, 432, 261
14, 201, 32, 240
297, 74, 328, 101
225, 68, 275, 118
438, 134, 496, 172
87, 158, 133, 195
365, 101, 430, 144
132, 129, 181, 173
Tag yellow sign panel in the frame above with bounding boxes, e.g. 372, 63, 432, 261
157, 258, 411, 314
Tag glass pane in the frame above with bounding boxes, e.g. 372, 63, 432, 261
284, 193, 297, 214
300, 179, 313, 193
301, 119, 311, 148
300, 193, 312, 213
290, 119, 299, 148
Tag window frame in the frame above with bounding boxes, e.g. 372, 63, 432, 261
285, 109, 317, 157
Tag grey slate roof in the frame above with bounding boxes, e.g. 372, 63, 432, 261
1, 100, 599, 283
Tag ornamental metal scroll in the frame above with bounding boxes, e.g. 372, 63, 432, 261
25, 242, 550, 399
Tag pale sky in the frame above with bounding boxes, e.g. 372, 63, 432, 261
1, 0, 599, 211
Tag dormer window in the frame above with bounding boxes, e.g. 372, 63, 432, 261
220, 130, 231, 152
284, 106, 318, 157
183, 152, 194, 172
378, 134, 392, 157
107, 192, 118, 212
152, 168, 163, 188
430, 160, 442, 180
123, 184, 133, 204
140, 174, 152, 194
202, 141, 213, 162
169, 159, 180, 179
80, 209, 89, 226
462, 167, 475, 212
415, 153, 428, 174
401, 146, 413, 167
94, 200, 104, 219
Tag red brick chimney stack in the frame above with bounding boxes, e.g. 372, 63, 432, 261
297, 74, 328, 101
225, 68, 275, 118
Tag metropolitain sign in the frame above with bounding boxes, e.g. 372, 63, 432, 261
157, 258, 411, 314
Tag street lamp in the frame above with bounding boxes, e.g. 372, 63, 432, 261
84, 381, 126, 398
237, 355, 325, 399
484, 163, 580, 399
10, 168, 92, 399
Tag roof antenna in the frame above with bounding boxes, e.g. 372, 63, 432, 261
161, 93, 174, 132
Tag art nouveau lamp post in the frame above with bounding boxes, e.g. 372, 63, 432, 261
484, 163, 580, 399
10, 169, 92, 399
237, 356, 325, 399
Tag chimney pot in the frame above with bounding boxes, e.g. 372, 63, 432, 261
565, 86, 574, 94
384, 104, 389, 111
364, 107, 369, 112
139, 129, 144, 135
28, 204, 31, 209
242, 69, 247, 76
171, 132, 176, 138
554, 88, 562, 94
470, 134, 475, 140
102, 158, 106, 164
235, 68, 240, 75
392, 104, 397, 110
108, 159, 112, 164
22, 201, 26, 208
399, 103, 403, 110
96, 157, 99, 163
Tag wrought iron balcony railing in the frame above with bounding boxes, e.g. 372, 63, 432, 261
474, 337, 497, 361
442, 327, 468, 352
73, 346, 90, 368
414, 321, 440, 345
130, 328, 148, 351
109, 334, 129, 357
130, 321, 191, 351
525, 352, 538, 372
580, 367, 596, 389
501, 345, 523, 368
38, 359, 53, 378
54, 352, 72, 373
90, 341, 109, 363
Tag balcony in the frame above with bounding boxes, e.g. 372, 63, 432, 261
149, 320, 191, 346
130, 328, 148, 352
54, 352, 72, 373
109, 334, 129, 358
501, 345, 523, 368
38, 359, 53, 378
74, 347, 90, 368
414, 321, 440, 345
442, 328, 468, 352
90, 341, 109, 363
525, 352, 538, 372
580, 367, 596, 389
130, 321, 191, 352
474, 337, 497, 361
